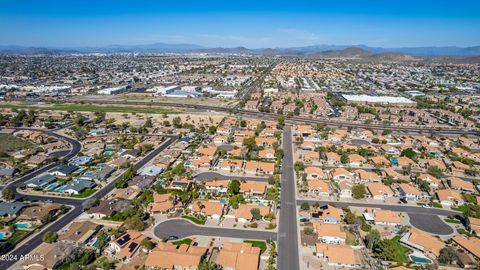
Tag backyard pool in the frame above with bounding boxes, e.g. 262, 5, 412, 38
0, 232, 5, 240
256, 202, 266, 206
46, 183, 59, 191
15, 222, 31, 229
410, 255, 432, 264
56, 186, 66, 192
104, 151, 114, 156
105, 146, 115, 151
219, 199, 227, 204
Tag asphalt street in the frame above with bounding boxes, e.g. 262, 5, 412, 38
153, 219, 276, 241
297, 199, 460, 216
194, 172, 270, 182
277, 125, 300, 270
0, 134, 176, 270
407, 213, 454, 235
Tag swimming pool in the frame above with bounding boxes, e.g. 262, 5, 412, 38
257, 202, 265, 206
105, 146, 115, 151
104, 151, 114, 156
410, 255, 432, 264
46, 183, 59, 191
56, 186, 66, 192
15, 223, 31, 229
219, 199, 227, 204
0, 232, 5, 240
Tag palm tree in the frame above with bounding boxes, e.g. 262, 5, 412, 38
198, 261, 218, 270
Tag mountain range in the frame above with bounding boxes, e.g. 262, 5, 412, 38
1, 43, 480, 57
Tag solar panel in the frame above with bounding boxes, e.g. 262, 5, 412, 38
128, 242, 138, 252
116, 234, 131, 245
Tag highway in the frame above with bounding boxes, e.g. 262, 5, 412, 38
277, 125, 300, 270
0, 133, 176, 270
58, 97, 479, 136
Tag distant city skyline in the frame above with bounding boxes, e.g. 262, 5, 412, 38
1, 0, 480, 48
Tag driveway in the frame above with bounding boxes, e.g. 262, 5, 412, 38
408, 213, 454, 235
153, 219, 277, 241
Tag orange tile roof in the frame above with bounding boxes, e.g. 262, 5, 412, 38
366, 183, 393, 197
447, 176, 474, 191
145, 243, 207, 269
240, 181, 267, 194
374, 210, 401, 224
216, 242, 261, 270
315, 243, 358, 265
235, 204, 270, 220
452, 235, 480, 258
191, 200, 224, 216
436, 189, 464, 203
307, 180, 330, 193
313, 223, 346, 239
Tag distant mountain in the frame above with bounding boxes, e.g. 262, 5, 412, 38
0, 43, 479, 56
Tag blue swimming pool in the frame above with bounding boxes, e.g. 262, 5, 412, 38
104, 151, 114, 156
257, 202, 265, 206
410, 255, 432, 264
219, 199, 227, 204
46, 183, 59, 191
15, 223, 31, 229
56, 186, 66, 192
105, 146, 115, 151
0, 232, 5, 240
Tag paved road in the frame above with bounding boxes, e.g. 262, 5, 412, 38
153, 219, 276, 241
297, 199, 460, 216
61, 97, 479, 136
408, 213, 454, 235
277, 125, 300, 270
0, 135, 176, 270
194, 172, 270, 182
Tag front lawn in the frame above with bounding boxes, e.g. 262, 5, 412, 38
172, 238, 193, 246
182, 215, 206, 225
444, 217, 461, 224
72, 188, 97, 198
457, 228, 472, 237
244, 240, 267, 254
6, 230, 30, 244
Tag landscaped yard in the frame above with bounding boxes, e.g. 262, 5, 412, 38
457, 228, 472, 236
182, 215, 206, 225
6, 230, 30, 244
244, 240, 267, 254
345, 229, 358, 245
444, 217, 461, 224
72, 188, 97, 198
172, 238, 193, 246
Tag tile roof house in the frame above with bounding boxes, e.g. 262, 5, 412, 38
204, 180, 230, 194
355, 169, 381, 183
315, 243, 360, 268
129, 175, 156, 191
145, 243, 207, 269
348, 154, 366, 166
88, 199, 132, 219
190, 200, 225, 219
331, 168, 354, 182
338, 180, 354, 198
398, 183, 425, 201
258, 149, 275, 159
373, 210, 401, 226
311, 205, 343, 224
370, 156, 391, 166
216, 242, 261, 270
240, 181, 267, 197
303, 151, 320, 162
305, 167, 327, 180
326, 152, 341, 165
244, 161, 275, 175
418, 173, 441, 189
234, 204, 270, 222
468, 217, 480, 236
447, 176, 475, 192
17, 204, 61, 224
366, 183, 394, 200
401, 228, 444, 258
436, 189, 465, 206
149, 193, 176, 214
58, 221, 102, 244
107, 230, 146, 262
313, 223, 346, 244
453, 235, 480, 259
22, 243, 78, 270
307, 180, 330, 196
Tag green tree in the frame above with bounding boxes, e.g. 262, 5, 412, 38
228, 180, 241, 195
365, 229, 380, 249
124, 215, 145, 231
352, 184, 367, 199
250, 208, 262, 220
2, 188, 14, 201
401, 148, 417, 159
198, 261, 219, 270
42, 231, 58, 243
438, 247, 458, 265
300, 202, 310, 211
427, 166, 443, 178
243, 136, 257, 152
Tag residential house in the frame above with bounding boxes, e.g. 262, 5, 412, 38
258, 149, 275, 159
58, 221, 102, 244
204, 180, 230, 194
447, 176, 475, 193
373, 210, 401, 226
326, 152, 341, 165
418, 173, 441, 189
26, 174, 56, 189
145, 243, 207, 269
315, 243, 360, 268
190, 200, 224, 219
234, 204, 270, 223
436, 189, 465, 206
366, 183, 394, 200
244, 161, 275, 175
48, 165, 78, 177
240, 181, 267, 197
311, 205, 343, 224
305, 167, 326, 180
150, 193, 176, 214
0, 202, 27, 217
338, 180, 353, 198
62, 179, 96, 195
22, 243, 78, 270
453, 235, 480, 259
331, 168, 354, 182
88, 199, 132, 219
107, 230, 146, 262
17, 204, 61, 225
313, 223, 346, 244
129, 175, 156, 191
356, 169, 381, 183
398, 183, 425, 201
401, 229, 444, 258
216, 242, 261, 270
307, 180, 330, 196
468, 217, 480, 236
348, 154, 366, 166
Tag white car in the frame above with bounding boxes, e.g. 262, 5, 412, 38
422, 205, 432, 208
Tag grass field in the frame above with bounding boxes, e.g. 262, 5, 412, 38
0, 103, 179, 115
244, 240, 267, 254
0, 134, 35, 154
6, 230, 30, 244
72, 188, 97, 198
389, 236, 412, 263
181, 215, 206, 225
172, 238, 193, 246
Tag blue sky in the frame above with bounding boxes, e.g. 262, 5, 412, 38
1, 0, 479, 48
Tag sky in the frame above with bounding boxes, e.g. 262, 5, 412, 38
0, 0, 479, 48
